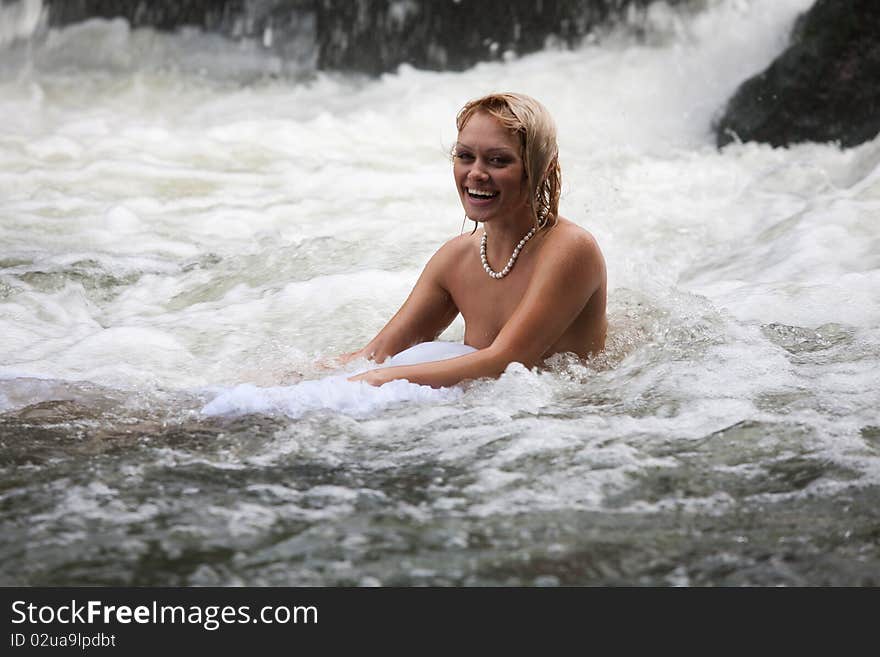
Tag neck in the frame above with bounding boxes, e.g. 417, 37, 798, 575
478, 211, 539, 280
481, 212, 535, 253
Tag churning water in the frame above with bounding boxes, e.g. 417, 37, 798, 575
1, 0, 878, 585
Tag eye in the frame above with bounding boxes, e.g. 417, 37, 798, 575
490, 157, 510, 166
454, 151, 474, 161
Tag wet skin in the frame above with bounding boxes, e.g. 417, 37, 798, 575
347, 111, 607, 387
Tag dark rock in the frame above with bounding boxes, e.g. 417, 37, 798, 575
715, 0, 880, 149
42, 0, 686, 75
312, 0, 662, 74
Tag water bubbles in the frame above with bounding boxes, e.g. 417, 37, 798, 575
1, 0, 878, 585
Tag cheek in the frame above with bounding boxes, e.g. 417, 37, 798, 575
504, 172, 528, 198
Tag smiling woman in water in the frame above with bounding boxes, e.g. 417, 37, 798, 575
346, 92, 607, 388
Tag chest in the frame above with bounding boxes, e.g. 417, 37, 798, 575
445, 249, 539, 348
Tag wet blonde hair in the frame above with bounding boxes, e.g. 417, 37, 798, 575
456, 92, 561, 230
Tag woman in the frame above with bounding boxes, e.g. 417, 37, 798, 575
346, 92, 607, 388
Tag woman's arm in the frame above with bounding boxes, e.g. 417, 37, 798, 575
350, 229, 605, 387
342, 238, 462, 365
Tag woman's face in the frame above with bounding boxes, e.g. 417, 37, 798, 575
453, 111, 529, 224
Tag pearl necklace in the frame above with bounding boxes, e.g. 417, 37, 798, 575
480, 226, 537, 279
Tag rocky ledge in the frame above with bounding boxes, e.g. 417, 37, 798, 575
714, 0, 880, 149
43, 0, 683, 75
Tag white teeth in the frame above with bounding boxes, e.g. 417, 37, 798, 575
467, 188, 497, 197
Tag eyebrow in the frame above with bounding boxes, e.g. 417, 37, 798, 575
454, 142, 517, 154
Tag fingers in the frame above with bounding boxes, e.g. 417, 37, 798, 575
347, 370, 385, 386
317, 349, 364, 370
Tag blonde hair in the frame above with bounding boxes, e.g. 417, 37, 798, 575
456, 92, 561, 230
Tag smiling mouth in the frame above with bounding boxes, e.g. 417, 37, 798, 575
466, 188, 499, 199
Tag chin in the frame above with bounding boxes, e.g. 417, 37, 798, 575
462, 203, 497, 223
464, 212, 489, 224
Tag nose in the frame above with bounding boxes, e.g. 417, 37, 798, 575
467, 160, 490, 182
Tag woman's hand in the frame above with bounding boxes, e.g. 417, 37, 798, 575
347, 368, 395, 387
315, 349, 369, 371
333, 349, 366, 366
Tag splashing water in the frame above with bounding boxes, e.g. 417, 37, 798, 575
1, 0, 879, 585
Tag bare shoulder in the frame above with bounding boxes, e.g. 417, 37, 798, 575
430, 231, 476, 267
539, 217, 605, 274
439, 231, 476, 254
418, 232, 476, 292
546, 217, 601, 249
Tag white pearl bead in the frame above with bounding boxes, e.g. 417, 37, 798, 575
480, 226, 536, 280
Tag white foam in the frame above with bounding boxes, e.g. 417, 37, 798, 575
0, 0, 43, 48
201, 341, 476, 418
201, 376, 461, 419
1, 0, 878, 511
